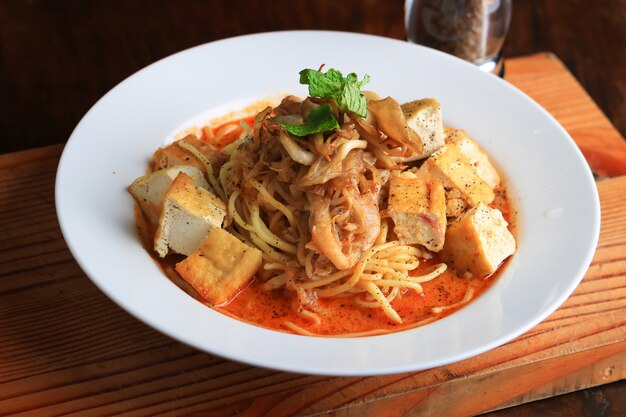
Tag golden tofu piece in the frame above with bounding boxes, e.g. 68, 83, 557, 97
443, 126, 465, 141
154, 173, 226, 258
401, 98, 445, 158
445, 188, 468, 218
388, 175, 446, 251
152, 134, 227, 174
128, 165, 209, 225
418, 144, 494, 207
175, 228, 262, 306
445, 128, 500, 189
440, 203, 515, 277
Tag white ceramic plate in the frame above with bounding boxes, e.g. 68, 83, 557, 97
56, 31, 600, 376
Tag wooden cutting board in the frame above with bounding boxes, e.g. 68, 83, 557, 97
1, 53, 625, 416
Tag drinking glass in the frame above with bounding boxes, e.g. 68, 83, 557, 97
405, 0, 512, 76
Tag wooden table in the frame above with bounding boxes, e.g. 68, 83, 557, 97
2, 1, 626, 415
2, 54, 626, 417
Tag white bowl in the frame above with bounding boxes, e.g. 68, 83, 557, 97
56, 31, 600, 376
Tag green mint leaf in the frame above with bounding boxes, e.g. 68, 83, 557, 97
300, 68, 342, 98
298, 68, 370, 117
280, 104, 340, 137
346, 72, 371, 88
357, 73, 371, 88
340, 82, 367, 118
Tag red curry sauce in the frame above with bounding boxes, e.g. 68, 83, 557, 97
136, 116, 516, 337
216, 258, 498, 336
213, 188, 514, 336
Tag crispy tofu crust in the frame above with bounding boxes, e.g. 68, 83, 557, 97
154, 173, 226, 257
401, 98, 445, 158
152, 134, 227, 174
175, 228, 262, 306
444, 128, 500, 189
440, 203, 515, 277
388, 176, 446, 251
418, 144, 494, 207
128, 165, 210, 225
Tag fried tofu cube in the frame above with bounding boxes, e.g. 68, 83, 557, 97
445, 188, 468, 218
401, 98, 445, 158
440, 203, 515, 277
418, 144, 494, 207
388, 175, 447, 251
175, 228, 262, 306
152, 134, 227, 174
154, 173, 226, 257
445, 128, 500, 189
128, 165, 209, 225
443, 127, 466, 142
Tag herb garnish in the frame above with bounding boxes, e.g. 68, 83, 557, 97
280, 67, 371, 137
299, 68, 371, 117
280, 104, 340, 137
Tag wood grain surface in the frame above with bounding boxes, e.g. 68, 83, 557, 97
0, 155, 624, 416
503, 54, 626, 177
1, 53, 625, 416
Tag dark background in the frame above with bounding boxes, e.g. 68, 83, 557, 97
1, 1, 625, 415
1, 0, 624, 154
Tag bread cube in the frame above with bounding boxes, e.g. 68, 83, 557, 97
388, 175, 446, 251
401, 98, 445, 158
154, 173, 226, 258
152, 134, 227, 174
440, 203, 515, 277
128, 165, 209, 225
417, 144, 494, 207
175, 228, 262, 306
445, 128, 500, 189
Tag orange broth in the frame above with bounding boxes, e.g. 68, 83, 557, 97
136, 189, 514, 338
138, 114, 516, 337
200, 116, 255, 148
220, 192, 514, 336
216, 259, 500, 336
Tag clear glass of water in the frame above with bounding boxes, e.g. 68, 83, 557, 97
405, 0, 512, 76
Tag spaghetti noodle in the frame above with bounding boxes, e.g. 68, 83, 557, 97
179, 96, 451, 331
131, 68, 516, 337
